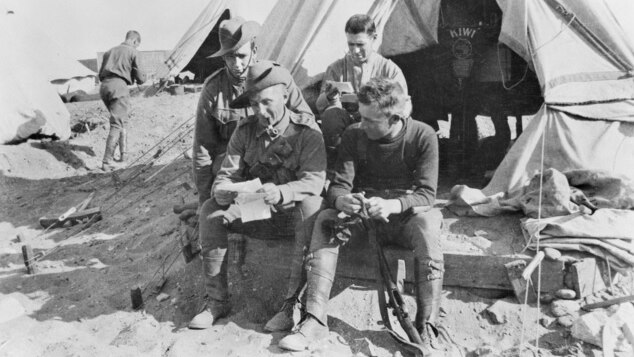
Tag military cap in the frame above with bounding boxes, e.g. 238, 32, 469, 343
208, 16, 261, 58
230, 61, 292, 108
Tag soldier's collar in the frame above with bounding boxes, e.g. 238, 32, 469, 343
225, 67, 246, 86
256, 108, 290, 139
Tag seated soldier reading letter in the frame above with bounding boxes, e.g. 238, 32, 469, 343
189, 62, 326, 333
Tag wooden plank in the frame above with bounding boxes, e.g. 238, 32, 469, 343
571, 258, 605, 298
244, 238, 538, 291
21, 245, 40, 275
38, 207, 102, 229
505, 260, 537, 303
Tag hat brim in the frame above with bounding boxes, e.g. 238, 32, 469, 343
229, 91, 251, 109
207, 21, 261, 58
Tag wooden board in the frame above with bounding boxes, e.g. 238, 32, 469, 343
38, 207, 102, 229
571, 258, 606, 298
243, 239, 543, 292
505, 260, 536, 303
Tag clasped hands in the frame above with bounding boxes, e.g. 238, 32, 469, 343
335, 193, 401, 223
214, 182, 282, 206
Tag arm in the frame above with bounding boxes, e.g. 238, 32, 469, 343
211, 125, 247, 194
131, 51, 147, 85
384, 59, 408, 95
397, 127, 438, 209
286, 79, 315, 122
277, 130, 327, 204
326, 129, 357, 207
316, 63, 341, 114
192, 87, 221, 204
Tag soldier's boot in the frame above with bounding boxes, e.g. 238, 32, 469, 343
102, 129, 119, 171
264, 295, 303, 332
189, 247, 230, 329
117, 128, 127, 162
278, 250, 336, 351
415, 259, 462, 357
265, 243, 308, 332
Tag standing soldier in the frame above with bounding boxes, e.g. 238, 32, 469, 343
193, 17, 314, 206
189, 62, 326, 333
280, 78, 448, 355
99, 30, 146, 171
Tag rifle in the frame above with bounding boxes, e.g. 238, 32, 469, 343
352, 196, 426, 356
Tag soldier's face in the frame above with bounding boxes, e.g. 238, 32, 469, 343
359, 102, 397, 140
250, 84, 288, 125
224, 42, 255, 77
346, 32, 375, 65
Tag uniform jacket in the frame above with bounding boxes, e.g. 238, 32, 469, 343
213, 109, 326, 205
193, 66, 315, 202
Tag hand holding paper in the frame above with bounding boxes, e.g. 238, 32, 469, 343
257, 182, 282, 205
215, 178, 273, 222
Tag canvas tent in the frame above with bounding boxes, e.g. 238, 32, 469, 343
257, 0, 440, 90
463, 0, 634, 200
445, 0, 634, 270
5, 5, 97, 98
0, 6, 71, 144
163, 0, 276, 81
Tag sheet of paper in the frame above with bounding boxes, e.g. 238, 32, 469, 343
215, 178, 262, 193
235, 192, 271, 222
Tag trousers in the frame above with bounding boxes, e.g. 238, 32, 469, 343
305, 207, 444, 324
100, 78, 130, 164
199, 195, 324, 302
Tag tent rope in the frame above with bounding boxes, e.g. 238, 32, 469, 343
518, 7, 549, 346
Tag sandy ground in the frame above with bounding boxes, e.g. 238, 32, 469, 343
0, 92, 586, 357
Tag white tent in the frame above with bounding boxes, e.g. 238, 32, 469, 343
483, 0, 634, 197
163, 0, 276, 80
7, 5, 96, 97
446, 0, 634, 218
258, 0, 440, 90
0, 7, 71, 144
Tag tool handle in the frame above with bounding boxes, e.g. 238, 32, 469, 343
58, 207, 77, 221
522, 251, 545, 281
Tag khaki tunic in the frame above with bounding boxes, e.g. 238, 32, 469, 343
193, 67, 315, 203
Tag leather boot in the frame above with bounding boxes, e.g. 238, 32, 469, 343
278, 315, 328, 351
278, 249, 337, 351
189, 246, 230, 330
264, 296, 303, 332
117, 128, 127, 162
102, 128, 119, 171
188, 299, 231, 329
415, 258, 448, 354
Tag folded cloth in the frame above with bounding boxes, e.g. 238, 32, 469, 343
522, 209, 634, 271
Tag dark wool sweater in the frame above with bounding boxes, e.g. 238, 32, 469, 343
327, 117, 438, 210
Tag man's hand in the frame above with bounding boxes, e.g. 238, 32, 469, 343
335, 193, 366, 216
366, 197, 401, 222
324, 81, 342, 107
214, 190, 238, 206
258, 183, 282, 206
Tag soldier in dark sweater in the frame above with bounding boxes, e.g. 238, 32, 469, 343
279, 78, 446, 355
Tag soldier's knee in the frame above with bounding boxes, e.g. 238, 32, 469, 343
408, 208, 443, 232
298, 195, 325, 215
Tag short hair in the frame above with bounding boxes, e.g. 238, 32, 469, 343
358, 78, 410, 118
125, 30, 141, 42
345, 14, 376, 35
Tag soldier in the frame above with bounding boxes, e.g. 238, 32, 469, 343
279, 78, 446, 354
315, 14, 407, 169
189, 61, 327, 333
98, 30, 146, 171
193, 17, 313, 206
